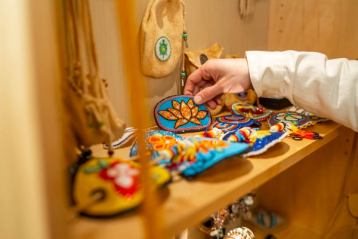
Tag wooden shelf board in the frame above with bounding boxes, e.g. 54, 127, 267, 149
70, 122, 342, 239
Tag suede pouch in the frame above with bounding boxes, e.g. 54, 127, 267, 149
64, 0, 125, 149
140, 0, 186, 78
184, 43, 224, 75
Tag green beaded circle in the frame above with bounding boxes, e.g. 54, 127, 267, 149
155, 36, 171, 62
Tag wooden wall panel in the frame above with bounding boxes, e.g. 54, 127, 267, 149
268, 0, 358, 59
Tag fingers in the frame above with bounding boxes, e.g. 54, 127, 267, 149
184, 62, 213, 95
194, 84, 222, 104
206, 100, 217, 109
184, 67, 205, 95
206, 96, 222, 109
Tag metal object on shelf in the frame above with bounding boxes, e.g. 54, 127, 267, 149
200, 193, 256, 239
224, 227, 255, 239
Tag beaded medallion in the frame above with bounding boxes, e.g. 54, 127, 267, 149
154, 95, 211, 133
155, 36, 171, 61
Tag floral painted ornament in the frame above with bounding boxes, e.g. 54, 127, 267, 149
71, 156, 171, 218
154, 95, 211, 133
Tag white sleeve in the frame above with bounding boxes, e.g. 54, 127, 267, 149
245, 50, 358, 132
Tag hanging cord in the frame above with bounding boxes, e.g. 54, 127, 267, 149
79, 0, 100, 97
80, 0, 115, 155
65, 0, 114, 155
66, 0, 85, 95
178, 0, 188, 94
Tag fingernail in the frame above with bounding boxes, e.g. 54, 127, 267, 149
194, 95, 203, 104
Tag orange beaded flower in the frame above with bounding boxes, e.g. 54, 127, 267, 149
147, 135, 178, 151
158, 99, 208, 129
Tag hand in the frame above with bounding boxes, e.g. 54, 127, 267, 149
184, 58, 251, 108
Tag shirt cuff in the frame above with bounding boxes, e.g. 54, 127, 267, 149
245, 51, 296, 104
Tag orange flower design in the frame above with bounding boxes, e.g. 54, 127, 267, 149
159, 99, 208, 129
147, 135, 177, 151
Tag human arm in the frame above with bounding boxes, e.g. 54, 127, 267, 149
246, 51, 358, 131
184, 58, 251, 109
184, 51, 358, 131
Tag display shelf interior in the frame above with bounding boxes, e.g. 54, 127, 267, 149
70, 121, 342, 238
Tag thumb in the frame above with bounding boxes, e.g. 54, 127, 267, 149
194, 84, 222, 105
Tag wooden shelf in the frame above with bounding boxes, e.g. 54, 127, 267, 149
70, 122, 342, 239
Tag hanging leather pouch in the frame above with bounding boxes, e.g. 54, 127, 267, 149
139, 0, 186, 78
64, 0, 125, 149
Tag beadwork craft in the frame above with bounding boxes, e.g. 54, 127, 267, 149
288, 106, 328, 124
244, 131, 286, 157
146, 130, 184, 151
212, 114, 255, 133
153, 137, 249, 178
232, 103, 272, 122
268, 111, 312, 128
71, 156, 171, 218
129, 130, 184, 158
154, 95, 211, 133
216, 126, 287, 157
155, 36, 171, 61
270, 121, 322, 141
